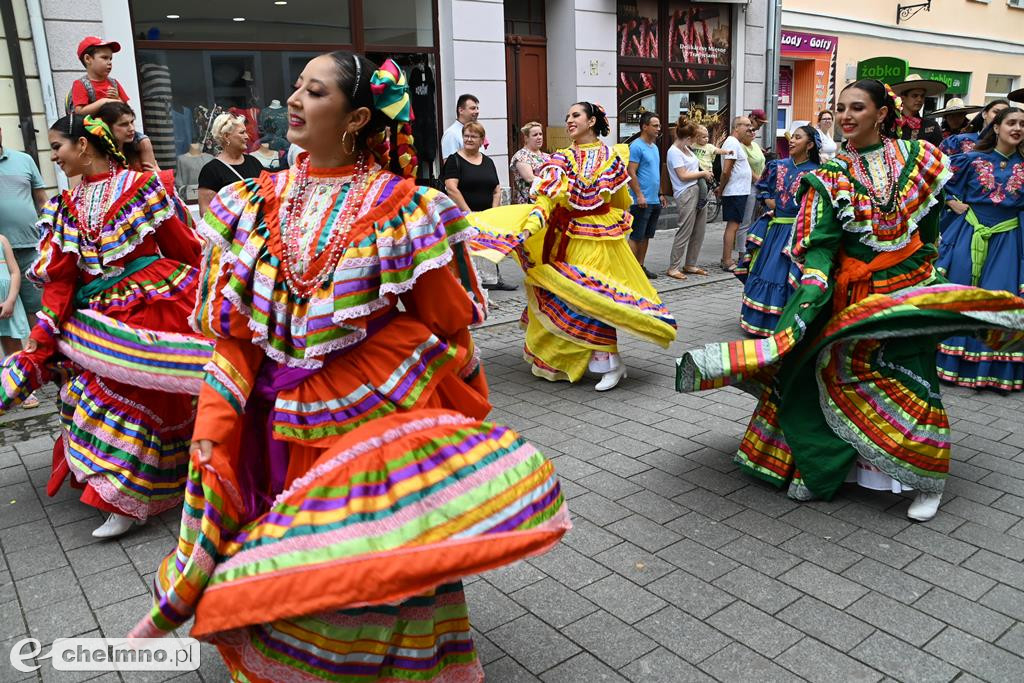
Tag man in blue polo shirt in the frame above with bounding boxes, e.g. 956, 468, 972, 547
627, 112, 664, 279
0, 128, 48, 326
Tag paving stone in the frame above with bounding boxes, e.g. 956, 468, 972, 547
893, 523, 980, 564
589, 452, 650, 479
0, 597, 27, 640
838, 528, 921, 569
561, 518, 623, 556
620, 646, 715, 683
705, 601, 803, 658
483, 560, 546, 594
15, 566, 83, 609
904, 554, 996, 601
634, 605, 731, 664
645, 570, 734, 620
616, 490, 687, 525
577, 574, 666, 625
980, 583, 1024, 622
6, 542, 68, 580
846, 591, 944, 646
780, 532, 863, 573
592, 541, 675, 586
470, 628, 503, 666
656, 538, 738, 581
488, 614, 580, 675
842, 558, 931, 604
575, 471, 643, 501
509, 578, 598, 629
925, 627, 1024, 683
914, 587, 1014, 641
779, 505, 859, 540
637, 449, 699, 477
776, 596, 874, 651
605, 514, 681, 552
719, 536, 801, 576
681, 466, 746, 496
79, 565, 148, 609
0, 518, 59, 553
666, 511, 742, 549
962, 548, 1024, 590
850, 631, 958, 683
942, 496, 1019, 532
67, 541, 132, 578
44, 500, 103, 528
25, 594, 96, 645
539, 652, 627, 683
94, 592, 155, 639
724, 483, 802, 517
626, 469, 693, 499
464, 579, 527, 633
0, 484, 45, 531
561, 610, 656, 669
779, 561, 869, 609
526, 544, 610, 590
952, 522, 1024, 561
712, 566, 802, 614
698, 642, 803, 683
483, 656, 540, 682
995, 623, 1024, 654
776, 637, 883, 683
722, 508, 801, 546
672, 487, 743, 521
549, 455, 601, 482
834, 502, 911, 537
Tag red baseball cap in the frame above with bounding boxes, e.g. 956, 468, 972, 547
749, 109, 767, 121
77, 36, 121, 60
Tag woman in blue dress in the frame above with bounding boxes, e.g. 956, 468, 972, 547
936, 106, 1024, 390
940, 99, 1009, 158
735, 125, 821, 336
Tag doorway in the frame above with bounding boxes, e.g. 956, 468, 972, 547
504, 1, 547, 155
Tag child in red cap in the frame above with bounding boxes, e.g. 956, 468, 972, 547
67, 36, 129, 116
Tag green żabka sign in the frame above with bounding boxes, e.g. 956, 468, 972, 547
857, 57, 908, 84
908, 68, 971, 95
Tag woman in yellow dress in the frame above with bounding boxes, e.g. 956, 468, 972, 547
471, 102, 677, 390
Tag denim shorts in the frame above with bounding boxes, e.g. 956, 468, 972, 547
721, 194, 748, 223
629, 204, 662, 240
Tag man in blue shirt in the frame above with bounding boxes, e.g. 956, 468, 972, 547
627, 112, 664, 278
0, 129, 48, 326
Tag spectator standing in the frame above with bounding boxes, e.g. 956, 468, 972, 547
0, 128, 47, 329
815, 111, 838, 160
197, 113, 263, 216
665, 117, 714, 280
440, 94, 480, 159
68, 36, 129, 116
716, 116, 754, 271
444, 121, 514, 290
739, 109, 768, 257
510, 122, 549, 205
627, 112, 664, 278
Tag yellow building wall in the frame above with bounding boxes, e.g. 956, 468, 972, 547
783, 0, 1024, 45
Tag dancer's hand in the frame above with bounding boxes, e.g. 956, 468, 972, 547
22, 338, 36, 353
946, 200, 968, 215
190, 439, 214, 464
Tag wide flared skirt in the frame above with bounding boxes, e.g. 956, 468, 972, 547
735, 215, 800, 337
935, 215, 1024, 390
677, 284, 1024, 500
132, 409, 569, 682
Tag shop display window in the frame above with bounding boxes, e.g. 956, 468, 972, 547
617, 1, 660, 59
128, 0, 443, 194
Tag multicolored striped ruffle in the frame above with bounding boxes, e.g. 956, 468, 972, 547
133, 409, 569, 640
0, 354, 42, 412
195, 170, 479, 368
56, 309, 213, 395
535, 143, 630, 212
32, 171, 175, 280
796, 139, 950, 254
60, 372, 194, 521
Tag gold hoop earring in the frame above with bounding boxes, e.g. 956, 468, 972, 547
342, 130, 355, 156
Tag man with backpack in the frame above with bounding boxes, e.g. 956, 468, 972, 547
67, 37, 130, 116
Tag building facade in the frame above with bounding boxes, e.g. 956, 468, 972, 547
780, 0, 1024, 131
14, 0, 770, 192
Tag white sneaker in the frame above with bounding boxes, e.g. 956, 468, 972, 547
92, 512, 136, 538
595, 366, 627, 391
907, 492, 942, 522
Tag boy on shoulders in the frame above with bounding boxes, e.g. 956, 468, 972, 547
68, 37, 129, 116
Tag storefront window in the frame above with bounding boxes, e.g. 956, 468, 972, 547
131, 0, 352, 44
130, 1, 442, 191
667, 3, 730, 68
618, 69, 659, 141
986, 74, 1019, 102
617, 1, 659, 59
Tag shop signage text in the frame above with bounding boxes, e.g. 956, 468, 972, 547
781, 30, 837, 54
908, 68, 971, 95
857, 57, 909, 84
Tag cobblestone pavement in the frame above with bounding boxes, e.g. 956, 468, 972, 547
3, 274, 1024, 682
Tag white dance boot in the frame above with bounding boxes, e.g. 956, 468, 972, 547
92, 512, 136, 538
907, 492, 942, 522
595, 366, 627, 391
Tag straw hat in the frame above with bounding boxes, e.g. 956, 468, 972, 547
890, 74, 947, 97
928, 98, 982, 117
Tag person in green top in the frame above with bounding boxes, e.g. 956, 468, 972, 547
677, 79, 1024, 524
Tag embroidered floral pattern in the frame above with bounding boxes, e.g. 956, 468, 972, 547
971, 158, 1024, 204
1006, 162, 1024, 197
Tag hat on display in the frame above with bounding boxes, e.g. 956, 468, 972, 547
928, 98, 982, 117
1008, 88, 1024, 104
890, 74, 947, 98
77, 36, 121, 60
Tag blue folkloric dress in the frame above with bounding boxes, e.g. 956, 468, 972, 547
936, 148, 1024, 390
940, 132, 980, 158
735, 158, 819, 336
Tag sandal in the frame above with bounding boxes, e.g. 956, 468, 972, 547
720, 261, 737, 272
683, 266, 708, 276
666, 270, 688, 281
21, 393, 39, 409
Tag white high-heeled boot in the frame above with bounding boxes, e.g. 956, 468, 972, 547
907, 492, 942, 522
92, 512, 136, 538
595, 365, 627, 391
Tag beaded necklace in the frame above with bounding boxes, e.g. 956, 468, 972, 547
570, 142, 608, 182
279, 154, 371, 298
72, 161, 118, 242
847, 138, 901, 210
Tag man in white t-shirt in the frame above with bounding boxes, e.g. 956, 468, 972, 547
440, 94, 480, 159
716, 116, 754, 271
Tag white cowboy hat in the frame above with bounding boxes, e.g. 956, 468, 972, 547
891, 74, 947, 98
928, 98, 982, 117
